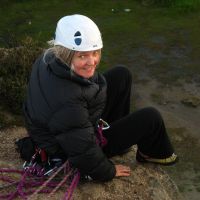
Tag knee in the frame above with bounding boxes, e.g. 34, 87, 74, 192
113, 65, 132, 84
142, 107, 163, 124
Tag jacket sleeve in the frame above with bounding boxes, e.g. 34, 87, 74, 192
48, 104, 116, 182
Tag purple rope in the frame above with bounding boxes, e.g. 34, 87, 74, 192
63, 170, 80, 200
25, 179, 61, 188
16, 171, 28, 200
0, 168, 23, 174
1, 168, 80, 200
0, 176, 18, 184
0, 150, 80, 200
0, 174, 59, 187
0, 167, 66, 191
64, 161, 71, 174
6, 169, 29, 200
47, 169, 73, 198
96, 124, 107, 147
28, 160, 68, 199
6, 191, 17, 200
0, 177, 62, 199
0, 159, 45, 200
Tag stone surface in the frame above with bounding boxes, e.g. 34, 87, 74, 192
181, 97, 200, 108
0, 127, 183, 200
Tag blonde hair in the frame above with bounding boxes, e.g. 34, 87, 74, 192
43, 44, 74, 66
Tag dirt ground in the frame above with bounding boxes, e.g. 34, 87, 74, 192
132, 77, 200, 200
128, 37, 200, 200
0, 128, 183, 200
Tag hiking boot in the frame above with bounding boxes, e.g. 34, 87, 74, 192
136, 151, 178, 165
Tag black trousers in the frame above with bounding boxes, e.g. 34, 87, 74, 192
102, 66, 174, 159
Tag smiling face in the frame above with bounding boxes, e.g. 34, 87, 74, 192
71, 50, 101, 78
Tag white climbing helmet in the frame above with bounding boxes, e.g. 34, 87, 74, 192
54, 14, 103, 51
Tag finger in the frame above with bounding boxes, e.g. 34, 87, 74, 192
117, 165, 131, 170
116, 171, 131, 177
119, 167, 131, 172
120, 170, 131, 175
116, 169, 131, 177
115, 165, 131, 177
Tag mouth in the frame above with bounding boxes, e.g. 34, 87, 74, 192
83, 66, 95, 71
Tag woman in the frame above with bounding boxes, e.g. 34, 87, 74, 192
23, 14, 178, 182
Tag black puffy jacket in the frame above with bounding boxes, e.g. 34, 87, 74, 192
24, 53, 116, 181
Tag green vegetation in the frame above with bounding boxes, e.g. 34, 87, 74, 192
1, 0, 200, 48
140, 0, 200, 8
0, 37, 43, 114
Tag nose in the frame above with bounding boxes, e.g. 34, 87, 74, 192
87, 55, 96, 66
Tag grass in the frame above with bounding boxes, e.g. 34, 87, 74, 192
1, 1, 200, 45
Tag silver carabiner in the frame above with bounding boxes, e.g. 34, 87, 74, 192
98, 118, 110, 130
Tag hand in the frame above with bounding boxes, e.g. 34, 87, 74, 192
115, 164, 131, 177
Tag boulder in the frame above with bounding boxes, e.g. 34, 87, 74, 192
0, 127, 183, 200
73, 149, 183, 200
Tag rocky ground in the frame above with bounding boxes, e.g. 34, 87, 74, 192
127, 34, 200, 200
0, 127, 182, 200
133, 77, 200, 200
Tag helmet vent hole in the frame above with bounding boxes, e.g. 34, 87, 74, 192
74, 38, 82, 45
74, 31, 81, 37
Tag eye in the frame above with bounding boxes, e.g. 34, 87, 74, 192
79, 55, 85, 59
94, 50, 101, 56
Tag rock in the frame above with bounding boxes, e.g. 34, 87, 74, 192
73, 148, 183, 200
181, 96, 200, 108
0, 127, 183, 200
